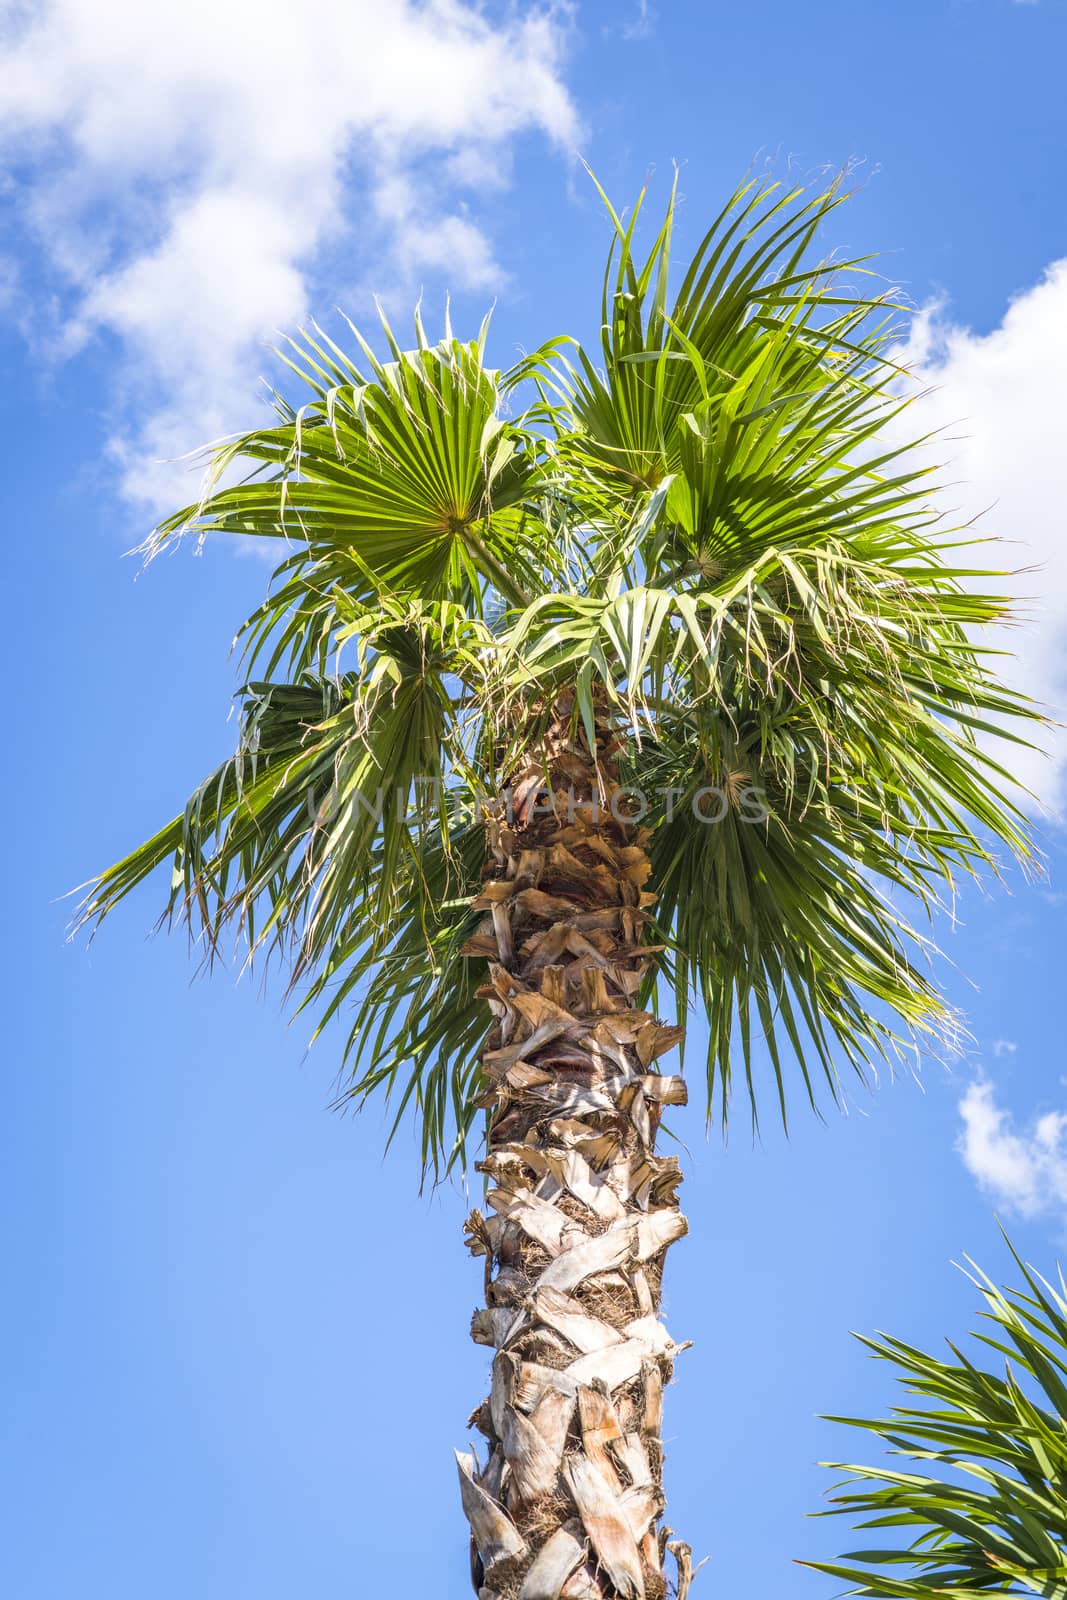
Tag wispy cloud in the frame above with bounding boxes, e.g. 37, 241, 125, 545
620, 0, 656, 40
992, 1039, 1019, 1059
958, 1078, 1067, 1217
896, 262, 1067, 816
0, 0, 580, 511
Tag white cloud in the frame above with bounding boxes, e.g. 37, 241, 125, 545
895, 264, 1067, 815
371, 172, 501, 290
992, 1038, 1019, 1058
0, 0, 579, 509
620, 0, 655, 39
0, 253, 16, 310
958, 1078, 1067, 1217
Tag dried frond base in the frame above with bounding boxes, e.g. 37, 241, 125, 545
457, 704, 691, 1600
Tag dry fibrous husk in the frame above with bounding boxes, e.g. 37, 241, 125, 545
456, 704, 691, 1600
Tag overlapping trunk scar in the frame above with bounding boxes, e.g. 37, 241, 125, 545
456, 700, 694, 1600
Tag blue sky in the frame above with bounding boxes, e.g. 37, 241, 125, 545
4, 1, 1067, 1595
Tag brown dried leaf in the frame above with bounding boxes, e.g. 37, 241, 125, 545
504, 1403, 568, 1503
640, 1360, 662, 1438
533, 1286, 626, 1355
564, 1454, 645, 1600
518, 1521, 587, 1600
483, 1018, 568, 1077
613, 1431, 653, 1491
577, 1386, 625, 1489
638, 1074, 688, 1106
487, 1187, 580, 1256
565, 1339, 650, 1394
455, 1450, 527, 1579
535, 1224, 634, 1295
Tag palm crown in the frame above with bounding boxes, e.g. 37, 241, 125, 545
82, 174, 1038, 1173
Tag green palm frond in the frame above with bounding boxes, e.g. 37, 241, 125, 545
153, 312, 551, 679
83, 597, 487, 976
806, 1239, 1067, 1599
501, 525, 1034, 1124
80, 172, 1043, 1172
538, 168, 890, 501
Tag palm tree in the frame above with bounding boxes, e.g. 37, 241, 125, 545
81, 174, 1039, 1600
809, 1240, 1067, 1599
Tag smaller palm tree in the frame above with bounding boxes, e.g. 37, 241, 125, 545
809, 1239, 1067, 1598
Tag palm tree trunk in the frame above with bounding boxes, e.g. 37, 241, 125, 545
457, 700, 693, 1600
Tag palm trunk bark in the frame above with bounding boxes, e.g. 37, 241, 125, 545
457, 699, 692, 1600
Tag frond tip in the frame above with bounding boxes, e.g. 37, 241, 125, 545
805, 1236, 1067, 1598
